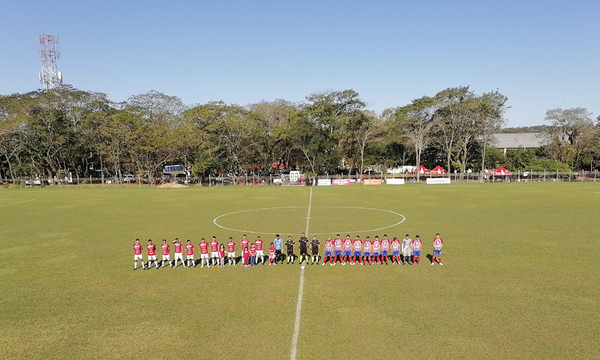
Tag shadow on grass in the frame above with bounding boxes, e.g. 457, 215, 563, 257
426, 254, 439, 264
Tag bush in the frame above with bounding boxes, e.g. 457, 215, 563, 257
521, 159, 570, 172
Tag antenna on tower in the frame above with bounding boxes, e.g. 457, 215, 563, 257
38, 34, 63, 89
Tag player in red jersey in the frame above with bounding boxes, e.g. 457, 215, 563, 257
431, 233, 444, 266
172, 238, 185, 268
342, 235, 353, 265
255, 236, 265, 265
185, 240, 195, 268
411, 235, 422, 265
352, 235, 362, 265
210, 236, 219, 267
380, 235, 390, 264
268, 242, 276, 265
133, 239, 144, 270
199, 238, 210, 268
332, 234, 343, 265
160, 239, 172, 269
362, 236, 373, 265
146, 239, 159, 270
240, 235, 250, 266
322, 238, 333, 266
226, 237, 236, 266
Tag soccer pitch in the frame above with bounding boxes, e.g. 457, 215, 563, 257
1, 183, 599, 359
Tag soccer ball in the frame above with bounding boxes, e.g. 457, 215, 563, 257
301, 265, 305, 270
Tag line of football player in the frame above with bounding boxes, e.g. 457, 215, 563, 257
132, 233, 444, 270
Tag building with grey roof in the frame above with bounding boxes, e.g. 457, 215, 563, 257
491, 133, 544, 154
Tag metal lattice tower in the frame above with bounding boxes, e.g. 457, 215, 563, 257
38, 34, 63, 89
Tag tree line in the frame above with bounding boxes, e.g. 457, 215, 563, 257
1, 86, 598, 183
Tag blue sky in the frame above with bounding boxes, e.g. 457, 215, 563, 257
1, 0, 598, 126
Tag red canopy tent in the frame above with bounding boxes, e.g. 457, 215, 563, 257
431, 166, 448, 174
419, 165, 430, 174
493, 167, 512, 176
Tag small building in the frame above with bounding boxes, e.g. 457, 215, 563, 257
491, 133, 543, 154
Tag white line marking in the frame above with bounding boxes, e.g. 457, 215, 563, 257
0, 199, 35, 207
290, 268, 305, 360
304, 188, 313, 234
213, 205, 406, 235
290, 188, 312, 360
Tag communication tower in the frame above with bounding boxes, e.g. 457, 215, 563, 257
38, 34, 63, 89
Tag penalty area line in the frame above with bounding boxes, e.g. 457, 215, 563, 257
290, 187, 312, 360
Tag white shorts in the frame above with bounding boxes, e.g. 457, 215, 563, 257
269, 253, 275, 259
148, 255, 157, 261
201, 253, 209, 259
162, 255, 170, 261
211, 252, 219, 257
402, 250, 412, 256
228, 252, 235, 257
186, 255, 194, 260
134, 254, 143, 261
256, 250, 264, 257
175, 253, 183, 260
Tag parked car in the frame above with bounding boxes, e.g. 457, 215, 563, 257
22, 177, 43, 186
123, 175, 136, 183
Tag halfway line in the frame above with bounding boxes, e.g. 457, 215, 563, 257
304, 187, 313, 234
290, 187, 312, 360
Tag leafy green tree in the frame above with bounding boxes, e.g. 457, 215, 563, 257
544, 107, 596, 169
287, 110, 339, 178
248, 99, 299, 172
355, 111, 385, 178
434, 86, 474, 173
126, 90, 187, 124
185, 102, 266, 176
304, 90, 366, 174
392, 96, 440, 181
434, 87, 508, 174
479, 90, 509, 170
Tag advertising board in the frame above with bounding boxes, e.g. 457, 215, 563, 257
386, 178, 405, 185
363, 179, 382, 185
331, 179, 351, 186
317, 178, 332, 186
426, 178, 451, 185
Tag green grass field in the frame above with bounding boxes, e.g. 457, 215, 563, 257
1, 183, 599, 359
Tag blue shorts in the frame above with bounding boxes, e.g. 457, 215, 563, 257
334, 250, 342, 256
324, 251, 332, 257
363, 252, 370, 257
382, 251, 388, 256
433, 249, 441, 256
354, 251, 361, 256
413, 250, 421, 256
344, 250, 351, 256
373, 252, 380, 257
392, 250, 400, 256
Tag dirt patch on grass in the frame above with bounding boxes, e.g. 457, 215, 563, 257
156, 183, 187, 189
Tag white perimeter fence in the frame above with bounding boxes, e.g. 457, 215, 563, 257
3, 170, 600, 187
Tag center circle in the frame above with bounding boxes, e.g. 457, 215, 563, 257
213, 206, 406, 236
